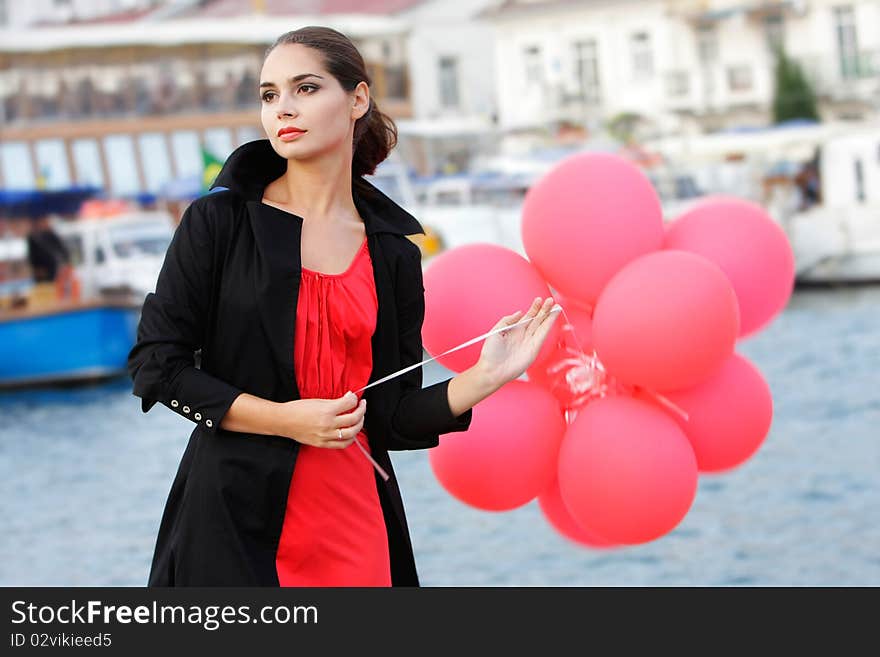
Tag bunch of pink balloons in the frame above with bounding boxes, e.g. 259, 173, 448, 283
423, 152, 793, 548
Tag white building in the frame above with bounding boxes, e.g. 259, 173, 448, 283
402, 0, 498, 120
0, 0, 164, 27
396, 0, 501, 174
481, 0, 880, 135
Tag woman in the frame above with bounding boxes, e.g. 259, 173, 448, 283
128, 26, 558, 587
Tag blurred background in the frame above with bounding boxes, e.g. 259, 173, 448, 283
0, 0, 878, 585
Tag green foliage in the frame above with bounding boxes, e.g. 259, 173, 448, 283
606, 112, 641, 144
771, 45, 820, 123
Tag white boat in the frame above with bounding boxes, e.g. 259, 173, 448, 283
52, 211, 175, 301
764, 127, 880, 284
648, 121, 880, 285
368, 151, 704, 264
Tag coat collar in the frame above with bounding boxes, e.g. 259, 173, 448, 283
210, 138, 424, 237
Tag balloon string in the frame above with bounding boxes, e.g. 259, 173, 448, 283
353, 304, 563, 394
553, 304, 689, 424
353, 435, 390, 482
639, 389, 690, 422
344, 300, 689, 479
347, 305, 564, 480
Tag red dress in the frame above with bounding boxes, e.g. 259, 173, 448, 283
275, 236, 392, 587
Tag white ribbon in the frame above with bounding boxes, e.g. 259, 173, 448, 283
350, 304, 563, 482
354, 304, 563, 395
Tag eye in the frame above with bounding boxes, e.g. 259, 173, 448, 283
261, 90, 276, 102
298, 83, 319, 94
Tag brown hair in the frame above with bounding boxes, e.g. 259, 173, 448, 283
264, 26, 398, 185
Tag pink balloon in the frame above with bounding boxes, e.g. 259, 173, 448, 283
429, 380, 567, 511
522, 152, 664, 306
422, 243, 562, 373
538, 476, 616, 549
593, 250, 740, 391
665, 196, 795, 337
648, 353, 773, 473
558, 396, 698, 544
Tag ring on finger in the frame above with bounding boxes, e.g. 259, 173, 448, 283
337, 428, 343, 440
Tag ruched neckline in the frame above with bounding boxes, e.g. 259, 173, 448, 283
301, 237, 369, 278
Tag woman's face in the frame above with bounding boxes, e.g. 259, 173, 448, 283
259, 43, 369, 164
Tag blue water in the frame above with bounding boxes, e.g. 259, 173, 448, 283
1, 286, 878, 586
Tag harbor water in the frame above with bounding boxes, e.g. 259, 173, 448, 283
1, 286, 878, 586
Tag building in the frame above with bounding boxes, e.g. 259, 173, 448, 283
0, 0, 422, 194
395, 0, 500, 175
481, 0, 879, 136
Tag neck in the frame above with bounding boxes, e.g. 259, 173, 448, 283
271, 150, 357, 224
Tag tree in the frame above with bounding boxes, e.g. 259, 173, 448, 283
771, 45, 820, 123
606, 112, 641, 144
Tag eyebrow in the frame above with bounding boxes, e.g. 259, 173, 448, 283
259, 73, 325, 88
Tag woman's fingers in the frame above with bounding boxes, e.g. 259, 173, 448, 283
531, 304, 560, 342
325, 412, 365, 448
334, 398, 366, 426
524, 297, 555, 337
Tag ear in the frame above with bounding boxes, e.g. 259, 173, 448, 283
352, 81, 370, 121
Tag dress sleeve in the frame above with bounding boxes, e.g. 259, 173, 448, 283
127, 199, 243, 435
389, 242, 473, 450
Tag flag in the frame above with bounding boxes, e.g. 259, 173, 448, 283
201, 147, 224, 193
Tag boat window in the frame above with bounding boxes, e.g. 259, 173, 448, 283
95, 247, 106, 264
61, 235, 85, 267
109, 224, 172, 258
112, 236, 170, 258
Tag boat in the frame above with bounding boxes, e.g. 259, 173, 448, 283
52, 209, 175, 301
0, 299, 140, 389
0, 189, 167, 389
768, 127, 880, 285
367, 144, 706, 265
647, 121, 880, 285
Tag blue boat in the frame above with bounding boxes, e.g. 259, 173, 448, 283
0, 301, 140, 389
0, 186, 144, 389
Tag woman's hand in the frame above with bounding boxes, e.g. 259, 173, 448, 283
476, 296, 560, 389
275, 390, 366, 448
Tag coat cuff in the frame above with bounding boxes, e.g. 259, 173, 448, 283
138, 365, 242, 435
391, 377, 473, 447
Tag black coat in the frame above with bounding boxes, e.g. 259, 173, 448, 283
127, 139, 473, 586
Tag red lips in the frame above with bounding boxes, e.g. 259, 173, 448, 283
277, 126, 305, 136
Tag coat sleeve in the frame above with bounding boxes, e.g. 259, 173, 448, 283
127, 199, 243, 435
389, 241, 473, 450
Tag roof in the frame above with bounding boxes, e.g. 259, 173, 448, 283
0, 14, 410, 52
176, 0, 425, 18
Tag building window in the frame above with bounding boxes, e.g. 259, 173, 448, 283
631, 32, 653, 78
523, 45, 543, 86
854, 158, 865, 202
834, 5, 860, 79
0, 0, 8, 27
438, 56, 460, 109
727, 65, 753, 91
696, 24, 718, 64
666, 71, 690, 97
572, 39, 601, 104
763, 14, 785, 52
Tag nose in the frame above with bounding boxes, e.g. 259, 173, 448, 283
275, 91, 299, 118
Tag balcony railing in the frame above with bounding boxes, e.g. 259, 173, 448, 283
796, 49, 880, 96
1, 63, 412, 125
